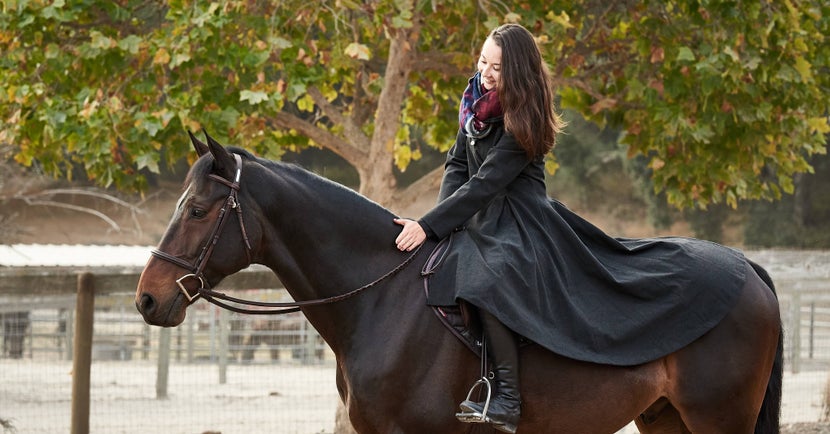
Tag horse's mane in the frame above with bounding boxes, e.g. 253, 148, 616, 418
190, 146, 395, 222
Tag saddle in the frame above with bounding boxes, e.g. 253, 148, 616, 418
421, 237, 531, 358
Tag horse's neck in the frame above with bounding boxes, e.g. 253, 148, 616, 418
253, 169, 403, 350
264, 222, 404, 354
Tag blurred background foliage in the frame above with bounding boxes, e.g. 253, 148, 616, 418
0, 0, 828, 246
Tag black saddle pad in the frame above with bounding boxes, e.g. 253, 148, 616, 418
422, 237, 532, 358
422, 237, 482, 356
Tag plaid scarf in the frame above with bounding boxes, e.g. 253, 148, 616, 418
458, 72, 503, 137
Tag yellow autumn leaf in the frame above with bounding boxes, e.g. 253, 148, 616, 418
650, 157, 665, 170
394, 145, 412, 171
505, 12, 521, 23
79, 98, 99, 119
544, 158, 560, 175
153, 48, 171, 65
807, 117, 830, 134
546, 11, 574, 29
108, 96, 124, 111
793, 55, 812, 82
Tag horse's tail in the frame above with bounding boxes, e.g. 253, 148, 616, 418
750, 260, 783, 434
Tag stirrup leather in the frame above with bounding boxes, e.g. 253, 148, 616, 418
455, 376, 492, 423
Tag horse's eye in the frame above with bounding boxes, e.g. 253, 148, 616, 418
190, 208, 207, 219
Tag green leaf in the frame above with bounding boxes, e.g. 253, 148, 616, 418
345, 42, 371, 61
171, 52, 192, 68
144, 120, 163, 137
676, 46, 695, 62
240, 90, 269, 105
268, 36, 292, 50
45, 43, 61, 59
118, 35, 142, 54
1, 0, 826, 206
242, 50, 270, 67
136, 153, 160, 173
90, 31, 115, 50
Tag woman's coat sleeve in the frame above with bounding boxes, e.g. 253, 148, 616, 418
420, 133, 530, 239
437, 129, 470, 202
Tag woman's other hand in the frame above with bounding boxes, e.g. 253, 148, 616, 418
393, 218, 426, 251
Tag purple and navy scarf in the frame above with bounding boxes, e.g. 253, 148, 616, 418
458, 72, 503, 137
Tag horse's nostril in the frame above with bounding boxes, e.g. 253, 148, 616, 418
138, 293, 156, 315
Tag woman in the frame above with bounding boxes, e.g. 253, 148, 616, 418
394, 23, 563, 433
394, 21, 746, 434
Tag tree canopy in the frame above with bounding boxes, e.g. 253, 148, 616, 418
1, 0, 827, 209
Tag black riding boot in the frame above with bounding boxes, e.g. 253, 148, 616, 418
457, 310, 521, 433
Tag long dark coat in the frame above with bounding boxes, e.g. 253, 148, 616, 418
419, 124, 748, 366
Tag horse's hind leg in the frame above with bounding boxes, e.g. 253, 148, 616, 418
636, 399, 690, 434
647, 363, 764, 434
666, 263, 780, 433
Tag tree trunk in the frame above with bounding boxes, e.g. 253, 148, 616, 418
358, 19, 421, 206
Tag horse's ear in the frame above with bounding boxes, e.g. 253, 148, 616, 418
188, 130, 210, 157
203, 130, 236, 180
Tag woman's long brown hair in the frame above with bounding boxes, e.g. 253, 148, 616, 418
490, 24, 564, 159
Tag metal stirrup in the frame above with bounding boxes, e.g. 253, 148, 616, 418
455, 376, 493, 423
455, 338, 494, 423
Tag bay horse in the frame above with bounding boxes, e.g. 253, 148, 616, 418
136, 131, 783, 433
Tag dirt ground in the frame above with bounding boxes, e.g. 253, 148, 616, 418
0, 359, 340, 434
783, 423, 830, 433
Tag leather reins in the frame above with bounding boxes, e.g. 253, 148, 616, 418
150, 153, 423, 315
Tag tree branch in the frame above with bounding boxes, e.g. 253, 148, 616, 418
22, 188, 147, 213
412, 51, 468, 76
18, 199, 122, 232
581, 3, 619, 43
307, 86, 370, 151
9, 188, 149, 236
557, 77, 607, 102
392, 164, 444, 207
271, 111, 369, 165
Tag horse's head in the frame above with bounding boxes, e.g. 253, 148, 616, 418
136, 131, 259, 326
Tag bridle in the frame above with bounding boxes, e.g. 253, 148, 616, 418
150, 153, 423, 315
151, 153, 253, 304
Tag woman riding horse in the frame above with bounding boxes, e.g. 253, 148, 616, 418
394, 23, 757, 434
136, 25, 781, 432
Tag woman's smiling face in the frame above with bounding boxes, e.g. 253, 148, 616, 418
477, 37, 502, 91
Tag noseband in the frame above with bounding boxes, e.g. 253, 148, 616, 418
150, 152, 424, 315
151, 153, 253, 303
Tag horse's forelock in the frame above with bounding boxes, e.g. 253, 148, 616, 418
185, 154, 212, 187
